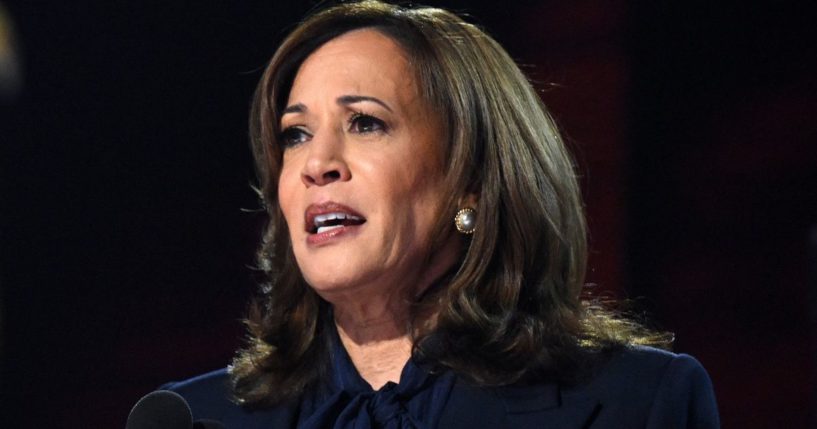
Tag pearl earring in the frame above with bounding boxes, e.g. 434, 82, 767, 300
455, 208, 476, 234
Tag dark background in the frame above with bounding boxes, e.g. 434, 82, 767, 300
1, 1, 815, 427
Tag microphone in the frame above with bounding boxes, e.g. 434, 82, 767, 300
126, 390, 225, 429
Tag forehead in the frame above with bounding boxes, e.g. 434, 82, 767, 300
288, 29, 417, 104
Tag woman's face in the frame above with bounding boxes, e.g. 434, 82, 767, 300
277, 29, 458, 299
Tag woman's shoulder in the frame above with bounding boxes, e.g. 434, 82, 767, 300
161, 368, 298, 429
587, 345, 711, 389
162, 367, 228, 390
564, 345, 720, 428
439, 346, 718, 429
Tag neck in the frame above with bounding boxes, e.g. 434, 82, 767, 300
327, 237, 461, 389
335, 320, 412, 390
332, 292, 414, 390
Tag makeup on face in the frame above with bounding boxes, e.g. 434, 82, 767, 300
276, 29, 457, 297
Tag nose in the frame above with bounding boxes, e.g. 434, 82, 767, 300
300, 131, 351, 187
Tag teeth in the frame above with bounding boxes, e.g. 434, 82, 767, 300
313, 212, 362, 227
316, 225, 344, 234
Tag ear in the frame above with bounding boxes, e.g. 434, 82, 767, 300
458, 192, 479, 209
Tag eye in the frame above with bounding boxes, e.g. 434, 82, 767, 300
348, 112, 387, 135
279, 126, 311, 147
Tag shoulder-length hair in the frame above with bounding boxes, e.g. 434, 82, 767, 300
231, 0, 670, 408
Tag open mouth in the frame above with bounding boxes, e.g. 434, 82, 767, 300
309, 212, 366, 234
305, 203, 367, 235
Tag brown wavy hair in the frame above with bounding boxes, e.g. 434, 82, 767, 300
230, 0, 671, 408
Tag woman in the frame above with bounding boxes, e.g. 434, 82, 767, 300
163, 1, 719, 428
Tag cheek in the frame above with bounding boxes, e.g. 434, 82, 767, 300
388, 165, 447, 230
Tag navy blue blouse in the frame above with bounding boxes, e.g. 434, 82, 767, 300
294, 329, 455, 428
164, 339, 720, 428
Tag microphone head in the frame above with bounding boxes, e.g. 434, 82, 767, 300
125, 390, 193, 429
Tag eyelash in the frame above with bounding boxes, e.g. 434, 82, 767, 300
348, 111, 388, 135
279, 126, 310, 148
278, 111, 388, 148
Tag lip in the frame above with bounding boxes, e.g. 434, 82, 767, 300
304, 201, 366, 246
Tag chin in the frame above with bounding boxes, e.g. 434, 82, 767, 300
305, 280, 373, 305
300, 267, 367, 293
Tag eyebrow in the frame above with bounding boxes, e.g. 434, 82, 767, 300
282, 103, 305, 115
281, 95, 394, 116
337, 95, 393, 112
